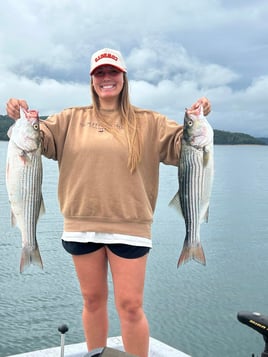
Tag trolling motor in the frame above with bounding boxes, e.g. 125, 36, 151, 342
237, 311, 268, 357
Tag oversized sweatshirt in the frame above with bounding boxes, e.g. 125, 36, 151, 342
40, 106, 183, 239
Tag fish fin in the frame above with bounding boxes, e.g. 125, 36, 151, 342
10, 210, 17, 226
177, 244, 206, 268
200, 206, 209, 223
7, 124, 15, 139
39, 195, 46, 217
19, 151, 30, 165
203, 150, 210, 167
20, 245, 43, 273
168, 192, 182, 214
204, 206, 209, 223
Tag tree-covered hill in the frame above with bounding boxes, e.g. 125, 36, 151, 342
0, 115, 47, 141
257, 137, 268, 145
0, 115, 267, 145
213, 129, 266, 145
0, 115, 13, 141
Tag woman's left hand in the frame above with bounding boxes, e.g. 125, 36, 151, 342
191, 97, 211, 116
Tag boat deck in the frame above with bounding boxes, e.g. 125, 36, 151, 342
7, 336, 191, 357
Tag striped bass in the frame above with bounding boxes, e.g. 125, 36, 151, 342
170, 105, 214, 267
6, 108, 45, 273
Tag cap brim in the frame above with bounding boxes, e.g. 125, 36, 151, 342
90, 64, 126, 75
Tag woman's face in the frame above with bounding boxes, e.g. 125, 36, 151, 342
91, 65, 124, 103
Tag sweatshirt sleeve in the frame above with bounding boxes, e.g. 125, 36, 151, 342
40, 110, 70, 161
158, 114, 183, 166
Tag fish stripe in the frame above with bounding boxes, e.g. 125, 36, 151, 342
21, 154, 43, 247
179, 146, 203, 245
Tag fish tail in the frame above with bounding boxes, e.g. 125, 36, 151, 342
177, 244, 206, 268
20, 245, 43, 273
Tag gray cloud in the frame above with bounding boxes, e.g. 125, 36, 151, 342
1, 0, 268, 136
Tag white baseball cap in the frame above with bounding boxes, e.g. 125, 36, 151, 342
90, 48, 127, 75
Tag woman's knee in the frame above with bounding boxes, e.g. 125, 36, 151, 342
82, 291, 108, 313
116, 297, 144, 322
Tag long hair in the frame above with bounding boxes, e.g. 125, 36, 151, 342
90, 74, 142, 173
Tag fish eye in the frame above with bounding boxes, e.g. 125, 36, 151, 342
188, 120, 193, 127
33, 123, 39, 130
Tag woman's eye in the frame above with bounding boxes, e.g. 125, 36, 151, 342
94, 69, 120, 77
95, 71, 104, 77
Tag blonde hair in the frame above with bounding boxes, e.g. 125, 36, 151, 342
90, 74, 142, 173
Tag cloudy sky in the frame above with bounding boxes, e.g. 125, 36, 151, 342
0, 0, 267, 137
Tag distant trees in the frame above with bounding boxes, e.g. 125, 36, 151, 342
0, 116, 13, 141
0, 115, 47, 141
213, 129, 266, 145
0, 115, 266, 145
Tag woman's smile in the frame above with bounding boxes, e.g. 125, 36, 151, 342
92, 65, 124, 104
100, 83, 116, 90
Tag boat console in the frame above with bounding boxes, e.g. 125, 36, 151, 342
237, 311, 268, 357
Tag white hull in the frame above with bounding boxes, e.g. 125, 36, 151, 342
7, 336, 191, 357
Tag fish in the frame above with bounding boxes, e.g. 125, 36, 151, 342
6, 108, 45, 273
169, 104, 214, 267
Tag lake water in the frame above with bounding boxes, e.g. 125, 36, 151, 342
0, 141, 268, 357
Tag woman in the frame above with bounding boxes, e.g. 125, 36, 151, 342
6, 48, 211, 357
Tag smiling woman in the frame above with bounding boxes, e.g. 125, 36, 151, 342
91, 66, 125, 102
5, 47, 211, 357
90, 49, 126, 105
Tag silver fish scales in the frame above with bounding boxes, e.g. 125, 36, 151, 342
170, 105, 214, 267
6, 108, 45, 273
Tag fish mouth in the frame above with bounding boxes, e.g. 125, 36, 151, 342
186, 105, 202, 116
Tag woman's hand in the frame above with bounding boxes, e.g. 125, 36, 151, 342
6, 98, 29, 120
190, 97, 211, 116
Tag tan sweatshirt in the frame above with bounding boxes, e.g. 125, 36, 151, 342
40, 105, 183, 239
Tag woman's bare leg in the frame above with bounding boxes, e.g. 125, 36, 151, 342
72, 247, 108, 350
107, 248, 149, 357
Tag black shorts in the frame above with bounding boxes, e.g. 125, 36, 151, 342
62, 241, 150, 259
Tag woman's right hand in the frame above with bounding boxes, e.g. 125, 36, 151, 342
6, 98, 29, 120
